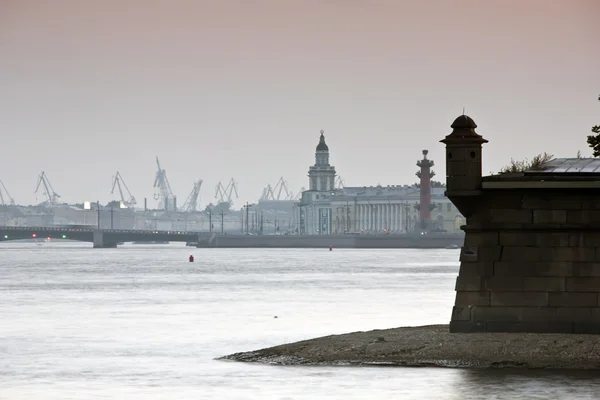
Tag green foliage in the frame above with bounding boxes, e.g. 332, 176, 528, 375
499, 153, 554, 174
587, 95, 600, 157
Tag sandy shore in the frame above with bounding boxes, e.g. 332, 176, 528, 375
219, 325, 600, 369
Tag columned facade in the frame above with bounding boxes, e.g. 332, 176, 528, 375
326, 186, 462, 234
296, 133, 464, 235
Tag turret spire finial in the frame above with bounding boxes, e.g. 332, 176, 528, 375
316, 130, 328, 151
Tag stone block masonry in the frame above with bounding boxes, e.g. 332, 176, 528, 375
449, 190, 600, 333
441, 114, 600, 334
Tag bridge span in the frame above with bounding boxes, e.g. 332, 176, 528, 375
0, 226, 212, 248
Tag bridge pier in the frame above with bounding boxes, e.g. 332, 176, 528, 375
195, 232, 216, 248
93, 230, 117, 248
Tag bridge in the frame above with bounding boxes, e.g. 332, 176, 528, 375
0, 226, 213, 248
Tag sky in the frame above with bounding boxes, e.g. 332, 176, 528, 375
1, 0, 599, 208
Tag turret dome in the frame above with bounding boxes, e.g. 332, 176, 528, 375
316, 130, 329, 151
440, 114, 488, 144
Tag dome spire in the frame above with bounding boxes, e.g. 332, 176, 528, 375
316, 129, 329, 151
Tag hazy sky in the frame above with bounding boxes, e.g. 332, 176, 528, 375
1, 0, 599, 208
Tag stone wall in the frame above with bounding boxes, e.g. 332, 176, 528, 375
450, 190, 600, 333
205, 233, 464, 249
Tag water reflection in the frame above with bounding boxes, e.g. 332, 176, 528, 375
1, 243, 599, 399
455, 369, 600, 399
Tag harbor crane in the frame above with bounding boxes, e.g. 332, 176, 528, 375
35, 171, 61, 204
214, 178, 238, 205
0, 180, 15, 205
260, 177, 292, 200
153, 157, 176, 210
293, 187, 305, 200
182, 179, 203, 212
273, 177, 292, 200
260, 184, 275, 201
110, 171, 137, 208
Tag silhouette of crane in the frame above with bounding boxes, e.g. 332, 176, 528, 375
110, 171, 137, 208
153, 157, 175, 210
182, 180, 203, 212
215, 178, 238, 206
0, 180, 15, 205
35, 172, 60, 204
260, 177, 293, 200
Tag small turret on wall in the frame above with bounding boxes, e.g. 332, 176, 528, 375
440, 115, 488, 218
442, 113, 600, 334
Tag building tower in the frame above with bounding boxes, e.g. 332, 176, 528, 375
441, 115, 489, 333
415, 150, 436, 230
308, 130, 336, 192
440, 115, 488, 218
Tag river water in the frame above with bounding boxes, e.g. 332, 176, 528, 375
1, 242, 599, 399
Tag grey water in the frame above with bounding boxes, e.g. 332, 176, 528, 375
1, 243, 599, 399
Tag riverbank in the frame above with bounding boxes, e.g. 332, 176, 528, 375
219, 325, 600, 369
195, 233, 464, 249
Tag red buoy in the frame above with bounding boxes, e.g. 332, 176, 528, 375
189, 254, 194, 262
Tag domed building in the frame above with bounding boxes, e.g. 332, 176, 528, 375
295, 131, 464, 235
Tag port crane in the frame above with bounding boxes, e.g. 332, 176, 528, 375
35, 171, 61, 204
214, 178, 238, 205
260, 184, 275, 201
153, 157, 175, 210
260, 177, 292, 200
110, 171, 137, 208
182, 179, 203, 212
0, 180, 15, 205
273, 177, 292, 200
293, 187, 305, 200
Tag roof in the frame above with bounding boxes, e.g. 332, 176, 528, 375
330, 185, 447, 200
316, 130, 329, 151
482, 158, 600, 189
440, 115, 488, 145
524, 158, 600, 175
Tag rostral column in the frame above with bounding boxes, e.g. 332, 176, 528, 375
415, 150, 436, 230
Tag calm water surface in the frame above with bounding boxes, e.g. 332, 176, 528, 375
1, 242, 599, 399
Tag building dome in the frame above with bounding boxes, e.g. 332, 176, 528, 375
316, 130, 329, 151
440, 114, 488, 144
451, 115, 477, 130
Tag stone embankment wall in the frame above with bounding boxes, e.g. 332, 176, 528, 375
451, 191, 600, 333
199, 233, 464, 249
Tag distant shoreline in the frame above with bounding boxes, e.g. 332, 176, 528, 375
218, 325, 600, 369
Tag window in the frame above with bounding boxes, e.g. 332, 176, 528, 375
446, 203, 451, 212
454, 215, 465, 231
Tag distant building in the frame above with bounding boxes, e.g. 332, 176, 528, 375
296, 131, 464, 235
